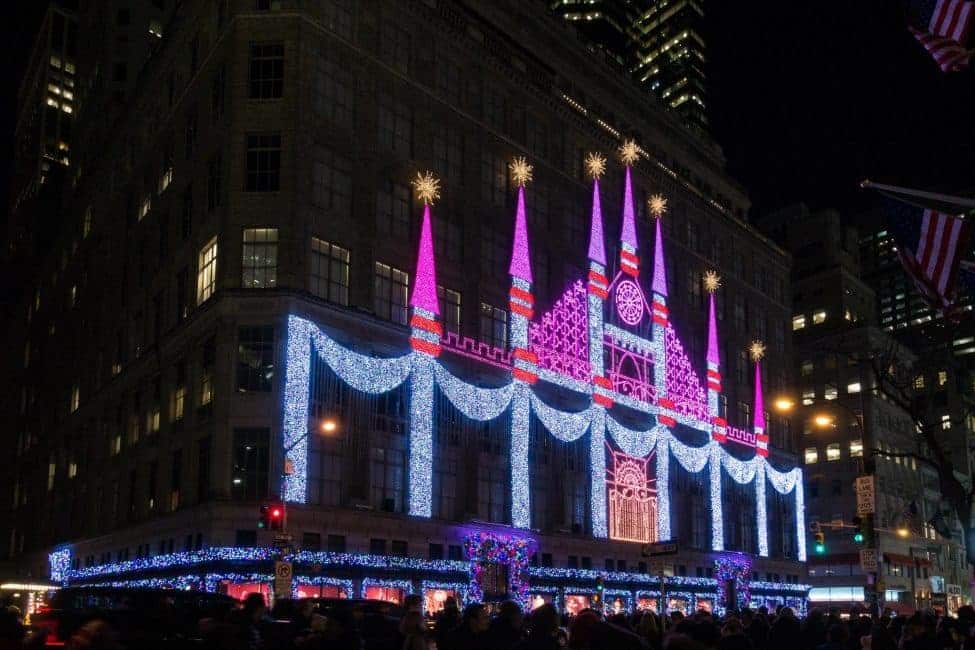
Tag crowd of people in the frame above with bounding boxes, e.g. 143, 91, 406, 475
6, 591, 975, 649
209, 594, 975, 650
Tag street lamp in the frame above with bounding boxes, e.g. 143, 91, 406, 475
813, 414, 835, 428
773, 398, 795, 413
320, 418, 339, 434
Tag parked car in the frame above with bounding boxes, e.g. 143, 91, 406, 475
30, 586, 237, 647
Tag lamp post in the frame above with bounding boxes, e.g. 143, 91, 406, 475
279, 417, 340, 531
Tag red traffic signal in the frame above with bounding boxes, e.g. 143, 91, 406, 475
260, 503, 286, 531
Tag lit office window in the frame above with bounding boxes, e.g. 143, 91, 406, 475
479, 303, 508, 349
846, 382, 861, 394
850, 440, 863, 457
812, 310, 827, 324
826, 443, 841, 461
792, 315, 806, 330
241, 228, 278, 289
824, 384, 838, 400
197, 237, 218, 304
804, 447, 818, 464
801, 389, 815, 406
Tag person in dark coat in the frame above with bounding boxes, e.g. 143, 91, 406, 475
800, 609, 827, 650
434, 596, 462, 650
487, 600, 525, 649
445, 603, 490, 650
718, 618, 754, 650
766, 608, 800, 648
514, 604, 562, 650
813, 623, 848, 650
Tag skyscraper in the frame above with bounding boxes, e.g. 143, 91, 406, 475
632, 0, 707, 134
551, 0, 709, 134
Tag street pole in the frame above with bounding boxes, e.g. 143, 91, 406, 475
857, 361, 881, 619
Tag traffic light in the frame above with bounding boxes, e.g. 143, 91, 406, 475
259, 503, 286, 531
852, 516, 864, 544
593, 576, 604, 605
269, 504, 285, 531
814, 531, 826, 554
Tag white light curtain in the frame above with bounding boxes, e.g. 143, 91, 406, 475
530, 392, 593, 442
311, 329, 412, 393
433, 363, 515, 420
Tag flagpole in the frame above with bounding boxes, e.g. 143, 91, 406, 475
860, 180, 975, 210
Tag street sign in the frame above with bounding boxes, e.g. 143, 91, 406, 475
859, 548, 878, 573
855, 476, 875, 515
642, 541, 678, 557
274, 560, 293, 600
273, 533, 293, 547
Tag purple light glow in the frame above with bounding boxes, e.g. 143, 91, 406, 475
588, 179, 606, 264
706, 294, 719, 365
529, 281, 591, 381
652, 218, 668, 297
509, 186, 533, 283
753, 361, 765, 430
410, 204, 440, 315
620, 166, 638, 250
664, 324, 709, 421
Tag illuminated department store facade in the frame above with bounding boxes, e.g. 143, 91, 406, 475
50, 149, 808, 614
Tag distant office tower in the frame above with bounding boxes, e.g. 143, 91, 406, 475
552, 0, 708, 134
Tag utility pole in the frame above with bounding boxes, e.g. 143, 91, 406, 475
858, 359, 880, 618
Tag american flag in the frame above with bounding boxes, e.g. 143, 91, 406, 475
884, 199, 973, 309
909, 0, 973, 72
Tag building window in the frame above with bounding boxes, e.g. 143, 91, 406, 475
312, 148, 351, 214
69, 384, 80, 413
237, 326, 274, 393
380, 20, 411, 73
804, 447, 818, 464
373, 262, 409, 325
941, 414, 951, 430
438, 286, 461, 334
245, 134, 281, 191
376, 181, 412, 238
824, 384, 838, 400
200, 337, 215, 407
479, 303, 507, 349
847, 381, 861, 394
812, 310, 827, 324
248, 43, 284, 99
313, 56, 352, 127
800, 360, 814, 376
232, 428, 270, 499
850, 439, 863, 457
482, 152, 507, 206
937, 370, 948, 386
377, 90, 412, 155
914, 375, 925, 390
310, 238, 350, 306
792, 315, 806, 330
197, 237, 218, 304
207, 154, 222, 211
826, 443, 841, 461
801, 388, 815, 406
241, 228, 278, 288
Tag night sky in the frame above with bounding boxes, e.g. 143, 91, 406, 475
1, 2, 973, 221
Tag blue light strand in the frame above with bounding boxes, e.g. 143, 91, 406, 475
310, 326, 413, 394
605, 415, 662, 458
49, 548, 71, 585
361, 578, 415, 599
511, 385, 532, 528
433, 363, 515, 421
409, 355, 435, 517
283, 315, 314, 502
529, 393, 593, 442
656, 436, 671, 541
589, 408, 608, 538
709, 444, 724, 551
755, 463, 769, 557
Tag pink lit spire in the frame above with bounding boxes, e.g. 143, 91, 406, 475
410, 203, 440, 316
707, 293, 720, 365
651, 217, 668, 296
588, 179, 606, 265
753, 358, 765, 431
621, 166, 638, 250
508, 185, 533, 283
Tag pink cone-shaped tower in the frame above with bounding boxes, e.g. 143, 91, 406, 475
619, 166, 640, 277
509, 185, 533, 284
409, 203, 442, 357
753, 356, 769, 457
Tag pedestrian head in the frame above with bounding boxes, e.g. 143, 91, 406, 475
529, 604, 559, 637
497, 600, 523, 629
401, 610, 425, 636
404, 593, 422, 613
463, 603, 489, 633
828, 622, 850, 644
242, 592, 266, 622
722, 619, 744, 636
